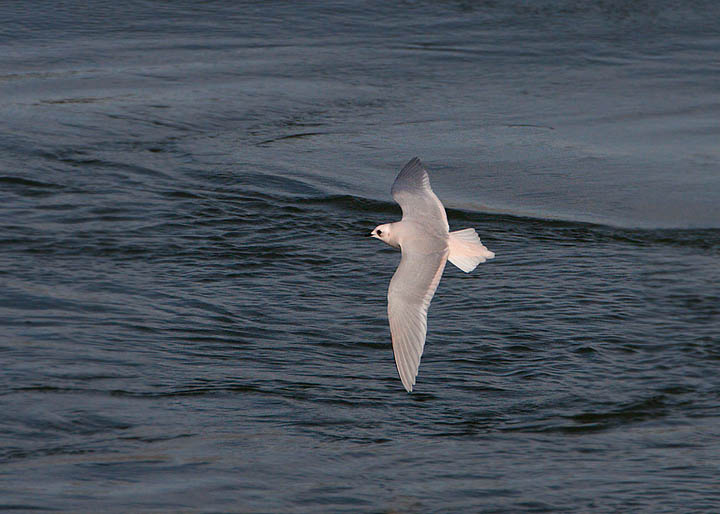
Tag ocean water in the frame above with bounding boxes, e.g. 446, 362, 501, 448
2, 1, 719, 511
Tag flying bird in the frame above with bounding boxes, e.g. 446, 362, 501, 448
370, 157, 495, 392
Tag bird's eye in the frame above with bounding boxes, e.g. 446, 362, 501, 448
377, 230, 383, 236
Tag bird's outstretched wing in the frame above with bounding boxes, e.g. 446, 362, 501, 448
388, 243, 448, 392
391, 157, 449, 233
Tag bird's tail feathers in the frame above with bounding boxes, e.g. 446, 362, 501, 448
447, 228, 495, 273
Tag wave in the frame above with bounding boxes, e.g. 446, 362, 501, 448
304, 194, 720, 250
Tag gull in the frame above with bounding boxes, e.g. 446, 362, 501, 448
370, 157, 495, 392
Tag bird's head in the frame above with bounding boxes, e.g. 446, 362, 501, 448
370, 223, 392, 244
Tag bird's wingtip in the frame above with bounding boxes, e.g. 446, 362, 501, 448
400, 375, 415, 393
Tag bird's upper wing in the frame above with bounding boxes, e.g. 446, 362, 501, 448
391, 157, 449, 233
388, 240, 448, 392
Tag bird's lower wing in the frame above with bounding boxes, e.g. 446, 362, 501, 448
388, 247, 448, 392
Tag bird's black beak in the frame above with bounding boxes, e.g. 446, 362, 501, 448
366, 232, 374, 237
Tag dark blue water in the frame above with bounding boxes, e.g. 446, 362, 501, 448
2, 1, 719, 511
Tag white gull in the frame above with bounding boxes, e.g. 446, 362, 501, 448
370, 157, 495, 392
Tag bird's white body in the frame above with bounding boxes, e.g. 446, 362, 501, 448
370, 158, 495, 392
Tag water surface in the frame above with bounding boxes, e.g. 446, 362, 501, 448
2, 1, 719, 511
